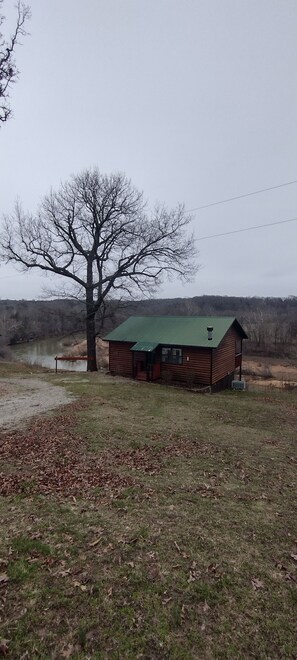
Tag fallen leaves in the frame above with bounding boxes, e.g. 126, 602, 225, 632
251, 578, 264, 590
0, 406, 135, 500
187, 561, 201, 583
89, 537, 103, 548
274, 558, 297, 582
0, 404, 227, 504
0, 639, 9, 656
60, 645, 75, 659
173, 540, 189, 559
73, 581, 88, 592
147, 564, 160, 581
0, 574, 9, 587
285, 572, 296, 583
174, 541, 182, 554
207, 563, 219, 575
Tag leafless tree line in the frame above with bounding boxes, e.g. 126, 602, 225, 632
1, 295, 296, 359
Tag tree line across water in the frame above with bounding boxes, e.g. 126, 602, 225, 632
0, 295, 296, 359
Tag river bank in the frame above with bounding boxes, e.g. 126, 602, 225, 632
11, 335, 86, 371
10, 335, 109, 372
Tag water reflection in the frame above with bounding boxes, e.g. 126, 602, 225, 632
11, 336, 86, 372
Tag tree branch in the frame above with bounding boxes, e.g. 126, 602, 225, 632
0, 1, 31, 123
0, 167, 199, 370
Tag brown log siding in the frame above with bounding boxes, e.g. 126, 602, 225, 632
160, 346, 211, 385
109, 341, 133, 377
212, 327, 239, 384
109, 325, 243, 387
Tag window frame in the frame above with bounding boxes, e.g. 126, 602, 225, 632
161, 346, 183, 365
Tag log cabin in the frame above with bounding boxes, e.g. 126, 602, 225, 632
104, 316, 248, 391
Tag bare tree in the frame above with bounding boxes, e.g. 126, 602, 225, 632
0, 0, 30, 124
0, 169, 198, 370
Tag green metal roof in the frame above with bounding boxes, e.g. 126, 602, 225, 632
104, 316, 247, 349
131, 341, 159, 352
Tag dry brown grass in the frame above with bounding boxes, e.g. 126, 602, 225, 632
64, 337, 109, 368
0, 369, 296, 658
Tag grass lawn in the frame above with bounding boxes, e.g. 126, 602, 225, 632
0, 367, 296, 658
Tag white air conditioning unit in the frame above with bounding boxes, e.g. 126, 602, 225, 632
232, 380, 246, 391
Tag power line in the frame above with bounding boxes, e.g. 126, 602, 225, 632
1, 191, 297, 280
195, 216, 297, 242
187, 178, 297, 213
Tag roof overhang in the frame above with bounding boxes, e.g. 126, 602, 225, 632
131, 341, 159, 352
232, 319, 248, 339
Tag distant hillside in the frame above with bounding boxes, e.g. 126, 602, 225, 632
0, 299, 85, 344
1, 295, 297, 357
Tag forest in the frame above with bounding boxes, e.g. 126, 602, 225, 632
0, 295, 297, 358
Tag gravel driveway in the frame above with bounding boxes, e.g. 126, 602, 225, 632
0, 377, 75, 431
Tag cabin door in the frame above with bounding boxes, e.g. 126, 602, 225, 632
134, 351, 161, 381
134, 353, 148, 381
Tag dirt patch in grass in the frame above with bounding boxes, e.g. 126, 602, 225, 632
0, 376, 75, 431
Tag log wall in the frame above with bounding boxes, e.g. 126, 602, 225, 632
109, 341, 133, 377
109, 326, 243, 388
212, 327, 239, 384
160, 346, 211, 385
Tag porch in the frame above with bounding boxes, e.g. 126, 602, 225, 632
131, 341, 161, 381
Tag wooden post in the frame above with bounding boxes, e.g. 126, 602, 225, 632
55, 356, 58, 373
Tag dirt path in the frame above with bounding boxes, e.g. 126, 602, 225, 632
0, 377, 75, 431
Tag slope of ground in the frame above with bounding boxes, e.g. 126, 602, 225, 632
0, 366, 296, 658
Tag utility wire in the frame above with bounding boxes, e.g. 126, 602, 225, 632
1, 217, 297, 278
195, 216, 297, 242
187, 178, 297, 213
2, 217, 296, 275
1, 181, 297, 280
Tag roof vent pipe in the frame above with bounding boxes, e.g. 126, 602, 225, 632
207, 326, 213, 341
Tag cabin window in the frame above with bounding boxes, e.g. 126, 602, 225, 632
235, 339, 242, 355
161, 346, 183, 364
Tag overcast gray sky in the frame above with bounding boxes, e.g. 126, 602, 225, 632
1, 0, 297, 300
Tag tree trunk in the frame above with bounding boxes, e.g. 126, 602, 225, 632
86, 263, 98, 371
86, 308, 97, 371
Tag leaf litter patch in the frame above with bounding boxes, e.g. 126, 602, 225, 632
0, 402, 134, 499
0, 402, 226, 500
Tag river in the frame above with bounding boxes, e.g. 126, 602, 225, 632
11, 335, 87, 372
